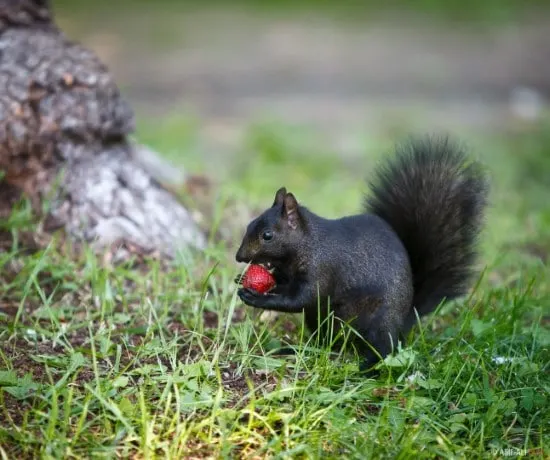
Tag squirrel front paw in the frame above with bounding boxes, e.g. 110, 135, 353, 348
237, 287, 276, 308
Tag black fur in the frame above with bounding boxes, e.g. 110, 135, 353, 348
366, 136, 489, 331
235, 135, 489, 373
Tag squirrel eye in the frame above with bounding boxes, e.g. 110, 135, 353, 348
262, 230, 273, 241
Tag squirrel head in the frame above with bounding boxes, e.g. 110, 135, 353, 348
235, 186, 307, 272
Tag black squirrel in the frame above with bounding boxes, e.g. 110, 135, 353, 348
235, 135, 489, 373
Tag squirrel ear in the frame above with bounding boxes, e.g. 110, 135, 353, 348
283, 193, 300, 229
273, 187, 287, 207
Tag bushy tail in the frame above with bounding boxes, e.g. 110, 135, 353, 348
366, 135, 489, 328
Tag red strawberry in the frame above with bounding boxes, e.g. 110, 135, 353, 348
240, 264, 276, 294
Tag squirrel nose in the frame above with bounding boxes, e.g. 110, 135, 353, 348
235, 246, 249, 263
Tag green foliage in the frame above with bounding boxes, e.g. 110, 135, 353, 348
53, 0, 550, 24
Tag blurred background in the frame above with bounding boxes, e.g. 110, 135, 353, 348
53, 0, 550, 149
51, 0, 550, 266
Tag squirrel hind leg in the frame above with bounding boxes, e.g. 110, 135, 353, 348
353, 303, 404, 377
269, 346, 296, 356
332, 287, 407, 377
358, 357, 381, 377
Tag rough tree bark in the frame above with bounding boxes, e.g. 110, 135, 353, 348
0, 0, 206, 257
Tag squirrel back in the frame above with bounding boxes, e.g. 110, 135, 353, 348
365, 135, 489, 329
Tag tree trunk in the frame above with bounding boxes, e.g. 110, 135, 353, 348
0, 0, 206, 257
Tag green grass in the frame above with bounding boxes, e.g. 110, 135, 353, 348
1, 116, 549, 458
53, 0, 550, 25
